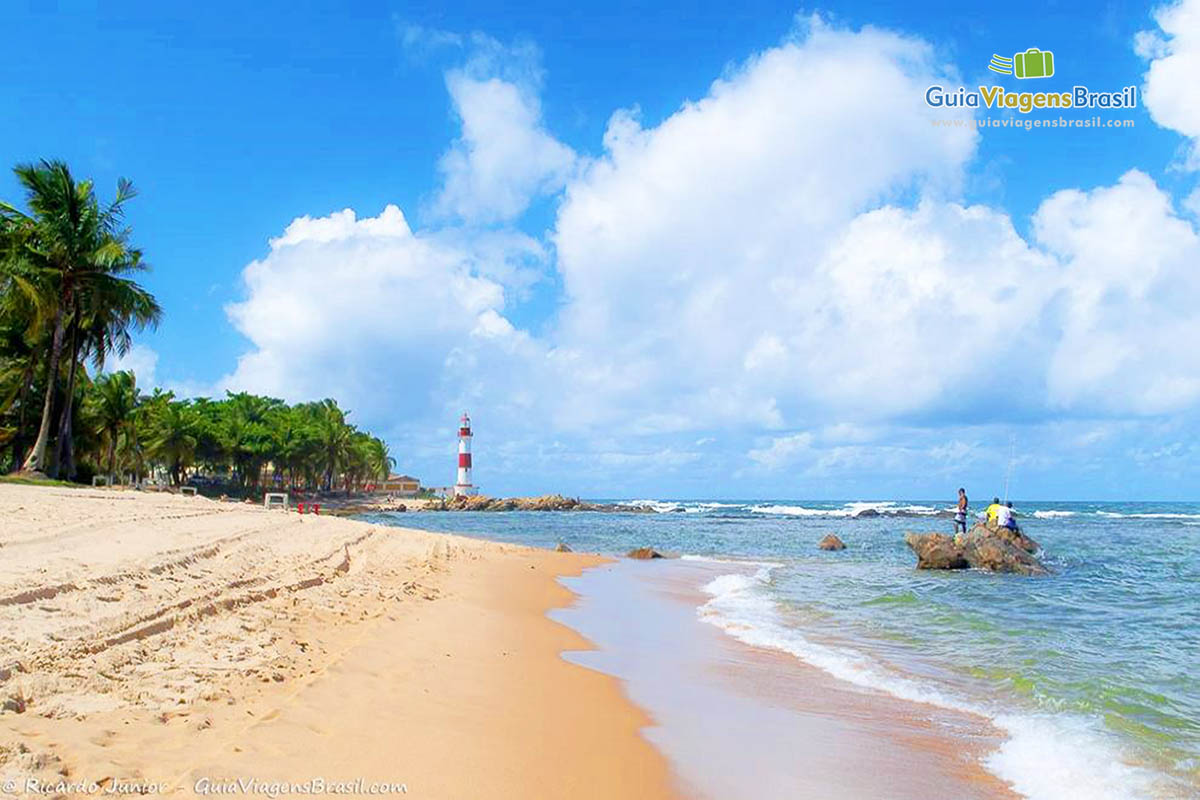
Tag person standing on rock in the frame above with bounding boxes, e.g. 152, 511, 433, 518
954, 488, 969, 536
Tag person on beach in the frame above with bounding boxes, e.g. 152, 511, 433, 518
985, 497, 1002, 527
954, 488, 969, 535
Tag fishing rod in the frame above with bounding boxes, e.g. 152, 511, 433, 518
1003, 435, 1016, 504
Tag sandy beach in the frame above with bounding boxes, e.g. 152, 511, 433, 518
0, 485, 676, 799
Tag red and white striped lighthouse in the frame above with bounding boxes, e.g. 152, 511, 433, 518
453, 412, 477, 496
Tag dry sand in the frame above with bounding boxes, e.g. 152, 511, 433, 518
0, 485, 678, 799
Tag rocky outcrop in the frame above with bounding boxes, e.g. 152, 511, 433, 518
428, 494, 654, 513
960, 525, 1047, 576
854, 508, 880, 518
554, 542, 572, 553
905, 532, 969, 570
990, 524, 1040, 554
905, 524, 1047, 576
626, 547, 664, 560
818, 534, 847, 551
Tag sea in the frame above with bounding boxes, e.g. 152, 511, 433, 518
358, 500, 1200, 800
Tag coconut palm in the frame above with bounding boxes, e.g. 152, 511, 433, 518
143, 397, 197, 486
53, 263, 161, 477
0, 160, 158, 476
89, 370, 138, 484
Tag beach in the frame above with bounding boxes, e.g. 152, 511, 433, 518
0, 485, 675, 799
4, 487, 1196, 800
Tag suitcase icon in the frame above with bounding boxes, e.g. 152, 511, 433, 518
1014, 48, 1054, 79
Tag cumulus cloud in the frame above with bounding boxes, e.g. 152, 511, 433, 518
211, 13, 1200, 495
103, 343, 159, 389
549, 20, 991, 431
434, 72, 577, 223
1035, 170, 1200, 414
221, 205, 533, 426
1137, 0, 1200, 167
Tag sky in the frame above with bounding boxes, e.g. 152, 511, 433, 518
3, 0, 1199, 500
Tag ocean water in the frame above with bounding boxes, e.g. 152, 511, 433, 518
359, 500, 1200, 800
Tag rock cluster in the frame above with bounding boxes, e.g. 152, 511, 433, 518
905, 523, 1047, 576
818, 534, 847, 551
429, 494, 652, 513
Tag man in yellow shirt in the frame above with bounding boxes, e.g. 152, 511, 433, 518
985, 497, 1003, 527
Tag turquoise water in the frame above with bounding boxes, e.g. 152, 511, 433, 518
360, 500, 1200, 799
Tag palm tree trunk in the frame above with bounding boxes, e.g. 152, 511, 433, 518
8, 361, 35, 472
52, 316, 82, 479
21, 304, 65, 474
106, 433, 118, 486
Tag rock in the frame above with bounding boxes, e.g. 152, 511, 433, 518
988, 523, 1040, 554
554, 542, 572, 552
394, 504, 407, 513
626, 547, 663, 560
905, 526, 1048, 575
855, 508, 880, 518
960, 525, 1048, 576
905, 532, 969, 570
818, 534, 847, 551
2, 694, 27, 714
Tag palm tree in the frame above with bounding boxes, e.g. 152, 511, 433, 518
314, 399, 351, 491
53, 263, 160, 478
89, 370, 138, 484
367, 437, 395, 488
144, 397, 197, 486
0, 160, 158, 476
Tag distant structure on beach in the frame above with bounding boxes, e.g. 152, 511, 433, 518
379, 474, 421, 495
454, 412, 478, 497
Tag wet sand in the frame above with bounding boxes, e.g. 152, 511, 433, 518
555, 559, 1021, 800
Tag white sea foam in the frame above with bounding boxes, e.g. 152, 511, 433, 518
1032, 510, 1077, 519
749, 501, 943, 518
1096, 511, 1200, 520
697, 567, 1166, 800
679, 554, 784, 567
618, 499, 741, 514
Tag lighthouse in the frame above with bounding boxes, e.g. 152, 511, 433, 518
454, 412, 477, 496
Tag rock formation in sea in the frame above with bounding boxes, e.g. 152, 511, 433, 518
818, 534, 847, 551
626, 547, 664, 560
905, 523, 1046, 575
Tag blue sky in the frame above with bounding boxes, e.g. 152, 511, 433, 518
3, 0, 1199, 499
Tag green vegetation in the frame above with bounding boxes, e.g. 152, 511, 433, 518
1, 160, 395, 492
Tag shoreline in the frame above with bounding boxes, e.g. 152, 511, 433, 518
554, 558, 1021, 800
0, 485, 678, 799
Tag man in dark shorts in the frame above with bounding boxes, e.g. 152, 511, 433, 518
954, 488, 969, 535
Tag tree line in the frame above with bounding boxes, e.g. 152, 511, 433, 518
1, 160, 395, 492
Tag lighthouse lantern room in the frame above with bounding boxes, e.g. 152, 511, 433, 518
453, 412, 477, 497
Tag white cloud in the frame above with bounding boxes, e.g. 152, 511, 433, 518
1034, 170, 1200, 414
748, 433, 814, 469
434, 74, 576, 224
221, 205, 531, 425
206, 14, 1200, 496
103, 343, 158, 390
1137, 0, 1200, 167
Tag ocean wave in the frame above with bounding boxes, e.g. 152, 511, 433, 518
697, 568, 1166, 800
1095, 511, 1200, 521
680, 554, 785, 567
617, 500, 742, 514
750, 501, 945, 518
1032, 510, 1077, 519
